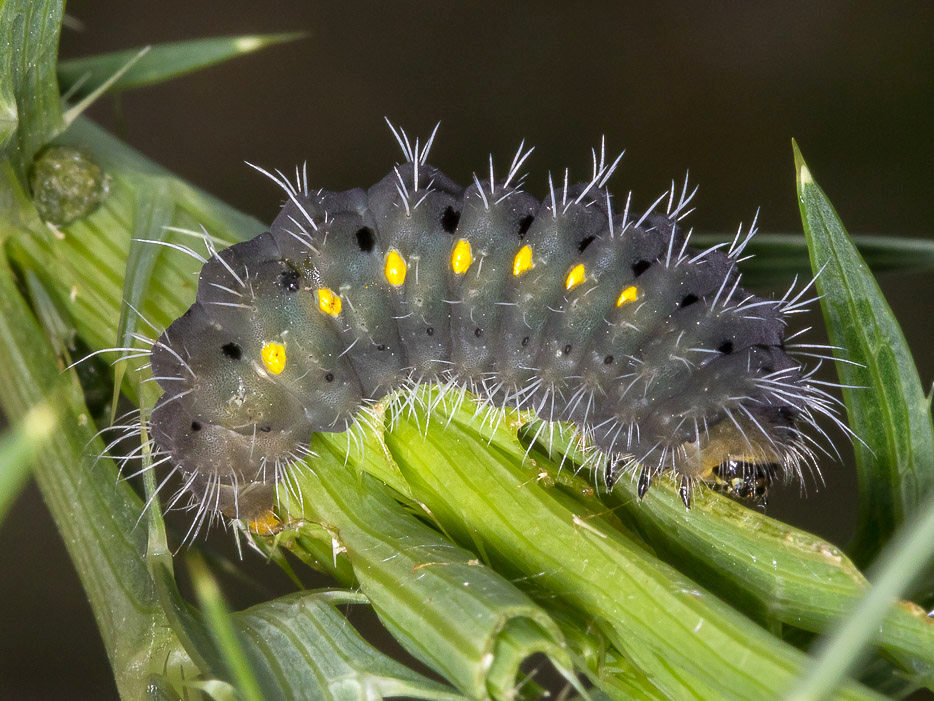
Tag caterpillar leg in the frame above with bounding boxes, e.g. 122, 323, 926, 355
603, 454, 620, 487
678, 476, 694, 509
637, 466, 651, 500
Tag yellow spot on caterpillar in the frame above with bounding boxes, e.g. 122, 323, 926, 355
261, 342, 286, 375
565, 263, 586, 290
450, 239, 473, 274
317, 287, 342, 316
385, 249, 407, 286
616, 285, 638, 306
513, 245, 533, 276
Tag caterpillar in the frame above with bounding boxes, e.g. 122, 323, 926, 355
143, 122, 837, 532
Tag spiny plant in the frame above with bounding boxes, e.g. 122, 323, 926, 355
1, 4, 933, 700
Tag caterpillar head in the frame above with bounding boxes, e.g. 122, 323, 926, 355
148, 300, 317, 520
711, 460, 779, 505
149, 390, 313, 511
674, 415, 798, 480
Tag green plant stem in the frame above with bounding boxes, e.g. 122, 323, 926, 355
0, 234, 194, 697
287, 434, 583, 700
611, 476, 934, 685
0, 0, 65, 179
787, 487, 934, 700
373, 399, 882, 700
501, 418, 934, 688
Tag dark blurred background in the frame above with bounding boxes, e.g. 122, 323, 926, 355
2, 2, 932, 698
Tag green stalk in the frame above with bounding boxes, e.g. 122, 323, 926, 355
0, 228, 194, 698
367, 395, 881, 700
285, 433, 583, 699
235, 590, 469, 701
0, 0, 65, 179
788, 487, 934, 699
612, 476, 934, 685
524, 417, 934, 687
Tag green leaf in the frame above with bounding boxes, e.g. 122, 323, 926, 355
61, 46, 150, 126
111, 178, 175, 420
793, 140, 934, 569
57, 33, 305, 98
21, 268, 74, 358
236, 590, 467, 700
0, 0, 65, 182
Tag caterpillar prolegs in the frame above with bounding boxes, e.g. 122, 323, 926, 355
146, 124, 834, 530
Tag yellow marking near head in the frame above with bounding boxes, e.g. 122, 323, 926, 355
513, 245, 533, 276
616, 285, 638, 306
565, 263, 586, 291
384, 249, 407, 286
261, 342, 286, 375
450, 239, 473, 274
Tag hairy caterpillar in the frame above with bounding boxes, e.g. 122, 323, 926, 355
139, 123, 837, 533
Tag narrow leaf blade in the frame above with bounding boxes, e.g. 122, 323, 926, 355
189, 553, 265, 701
286, 436, 575, 700
57, 34, 305, 97
793, 140, 934, 568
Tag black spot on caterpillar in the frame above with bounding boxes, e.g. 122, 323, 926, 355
441, 206, 461, 234
144, 123, 835, 529
221, 342, 242, 360
517, 214, 535, 237
354, 226, 376, 252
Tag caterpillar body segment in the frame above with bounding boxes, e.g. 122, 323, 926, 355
147, 128, 827, 526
